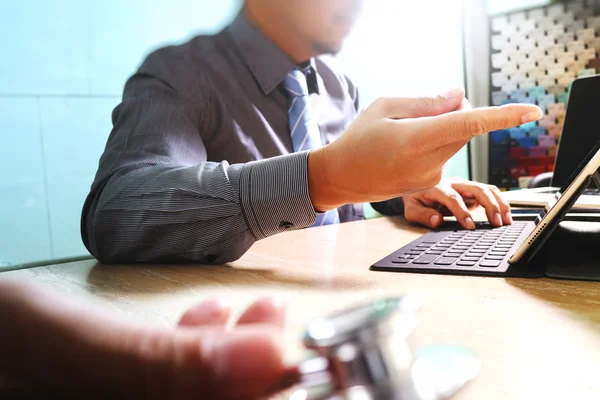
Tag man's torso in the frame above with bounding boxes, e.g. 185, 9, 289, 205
97, 13, 364, 221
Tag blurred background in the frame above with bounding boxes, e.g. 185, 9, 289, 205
0, 0, 552, 268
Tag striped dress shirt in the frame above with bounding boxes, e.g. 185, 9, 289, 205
81, 12, 403, 264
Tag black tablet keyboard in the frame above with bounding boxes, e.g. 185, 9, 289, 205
371, 221, 534, 276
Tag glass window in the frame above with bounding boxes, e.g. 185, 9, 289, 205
338, 0, 469, 179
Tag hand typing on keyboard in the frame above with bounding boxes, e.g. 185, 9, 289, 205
403, 177, 513, 230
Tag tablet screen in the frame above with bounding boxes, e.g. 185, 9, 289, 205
511, 97, 600, 263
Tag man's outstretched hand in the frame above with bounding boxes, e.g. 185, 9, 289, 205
308, 89, 542, 211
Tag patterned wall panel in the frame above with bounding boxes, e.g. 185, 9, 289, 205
488, 0, 600, 189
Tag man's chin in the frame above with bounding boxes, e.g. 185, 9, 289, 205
312, 40, 343, 56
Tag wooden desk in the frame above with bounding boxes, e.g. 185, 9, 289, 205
4, 217, 600, 399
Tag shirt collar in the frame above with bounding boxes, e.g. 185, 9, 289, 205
226, 12, 318, 95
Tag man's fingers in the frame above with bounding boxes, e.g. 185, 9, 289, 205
451, 182, 506, 227
194, 326, 288, 399
421, 186, 476, 230
407, 104, 543, 153
235, 297, 286, 330
404, 197, 444, 228
178, 298, 231, 327
490, 185, 513, 224
374, 88, 465, 119
173, 298, 288, 399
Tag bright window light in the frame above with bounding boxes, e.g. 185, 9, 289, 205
338, 0, 469, 179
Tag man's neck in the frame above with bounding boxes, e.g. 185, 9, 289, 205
243, 6, 315, 64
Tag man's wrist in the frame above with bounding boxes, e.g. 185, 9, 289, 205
307, 148, 347, 211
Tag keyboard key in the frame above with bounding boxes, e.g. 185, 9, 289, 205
392, 259, 410, 264
448, 248, 466, 253
461, 257, 481, 262
485, 256, 505, 260
426, 251, 444, 255
480, 260, 502, 268
434, 257, 457, 266
445, 253, 463, 258
457, 260, 477, 267
413, 255, 439, 264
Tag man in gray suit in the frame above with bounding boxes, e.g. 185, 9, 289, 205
81, 0, 541, 265
81, 0, 540, 264
4, 1, 542, 398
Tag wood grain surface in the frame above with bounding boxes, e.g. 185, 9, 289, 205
4, 216, 600, 399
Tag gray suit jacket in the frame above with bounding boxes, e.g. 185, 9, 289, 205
81, 13, 402, 264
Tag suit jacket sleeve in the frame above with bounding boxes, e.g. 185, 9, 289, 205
81, 54, 317, 264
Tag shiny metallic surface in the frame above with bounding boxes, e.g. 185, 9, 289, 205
294, 296, 480, 400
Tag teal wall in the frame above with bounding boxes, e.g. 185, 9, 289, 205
0, 1, 241, 267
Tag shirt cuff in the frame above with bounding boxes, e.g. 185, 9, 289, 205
239, 151, 317, 240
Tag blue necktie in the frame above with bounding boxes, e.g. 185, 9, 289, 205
284, 68, 340, 226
